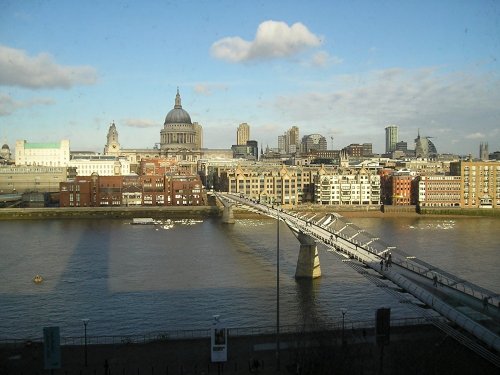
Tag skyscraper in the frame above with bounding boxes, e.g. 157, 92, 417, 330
286, 126, 300, 154
385, 125, 398, 153
480, 142, 489, 161
237, 123, 250, 145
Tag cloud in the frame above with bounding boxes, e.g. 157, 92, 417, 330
310, 51, 343, 67
270, 67, 500, 151
0, 92, 54, 116
465, 132, 485, 139
193, 83, 228, 96
0, 45, 97, 89
211, 20, 322, 63
123, 118, 158, 128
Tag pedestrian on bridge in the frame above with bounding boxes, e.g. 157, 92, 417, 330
380, 260, 384, 271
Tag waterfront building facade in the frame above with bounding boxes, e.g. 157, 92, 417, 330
314, 167, 381, 206
0, 165, 76, 194
450, 160, 500, 208
59, 173, 206, 207
380, 172, 417, 206
221, 164, 298, 206
15, 140, 70, 167
418, 175, 461, 208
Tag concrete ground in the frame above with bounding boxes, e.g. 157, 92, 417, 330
1, 325, 498, 375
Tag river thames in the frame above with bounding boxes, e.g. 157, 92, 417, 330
0, 215, 498, 339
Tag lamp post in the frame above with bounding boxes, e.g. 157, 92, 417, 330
341, 309, 347, 345
276, 202, 280, 371
82, 318, 89, 367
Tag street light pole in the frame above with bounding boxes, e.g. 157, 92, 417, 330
276, 202, 280, 372
82, 318, 89, 367
341, 309, 347, 345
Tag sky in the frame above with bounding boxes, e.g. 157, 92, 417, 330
0, 0, 499, 156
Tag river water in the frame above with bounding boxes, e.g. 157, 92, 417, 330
0, 215, 498, 339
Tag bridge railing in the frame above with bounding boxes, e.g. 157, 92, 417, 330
283, 207, 499, 308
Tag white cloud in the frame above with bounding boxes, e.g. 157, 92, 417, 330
0, 45, 98, 89
270, 67, 500, 152
211, 20, 322, 63
310, 51, 343, 67
193, 83, 228, 96
123, 118, 158, 128
465, 132, 485, 139
0, 92, 54, 116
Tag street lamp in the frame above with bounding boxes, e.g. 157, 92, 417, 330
341, 308, 347, 345
82, 318, 89, 367
276, 202, 280, 371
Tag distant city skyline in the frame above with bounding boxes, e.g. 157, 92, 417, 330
1, 1, 499, 155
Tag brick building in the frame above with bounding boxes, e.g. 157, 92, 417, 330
417, 175, 461, 208
60, 174, 206, 207
450, 160, 500, 208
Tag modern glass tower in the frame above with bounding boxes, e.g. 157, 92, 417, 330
385, 125, 398, 153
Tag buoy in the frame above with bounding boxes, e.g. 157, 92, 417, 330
33, 275, 43, 284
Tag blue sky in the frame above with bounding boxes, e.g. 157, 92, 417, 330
1, 0, 499, 155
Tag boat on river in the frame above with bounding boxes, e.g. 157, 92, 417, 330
131, 218, 155, 225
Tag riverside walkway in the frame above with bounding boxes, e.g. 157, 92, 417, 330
216, 193, 500, 368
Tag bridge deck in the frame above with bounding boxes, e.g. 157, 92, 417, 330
216, 193, 500, 367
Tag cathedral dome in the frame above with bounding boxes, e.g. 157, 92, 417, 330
164, 89, 192, 125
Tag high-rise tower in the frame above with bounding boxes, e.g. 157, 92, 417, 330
385, 125, 398, 153
480, 142, 489, 161
237, 123, 250, 145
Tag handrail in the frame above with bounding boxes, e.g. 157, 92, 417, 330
0, 318, 433, 347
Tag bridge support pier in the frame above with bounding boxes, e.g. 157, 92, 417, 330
295, 231, 321, 279
221, 204, 235, 224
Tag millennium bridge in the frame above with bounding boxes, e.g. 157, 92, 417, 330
215, 192, 500, 367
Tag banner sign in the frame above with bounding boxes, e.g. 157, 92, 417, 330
210, 316, 227, 362
43, 326, 61, 369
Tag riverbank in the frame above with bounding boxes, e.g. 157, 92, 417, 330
0, 205, 498, 220
0, 206, 221, 220
1, 325, 497, 374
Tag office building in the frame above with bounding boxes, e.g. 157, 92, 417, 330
236, 123, 250, 145
385, 125, 398, 153
15, 140, 70, 167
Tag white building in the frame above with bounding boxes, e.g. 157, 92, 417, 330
69, 155, 131, 176
314, 168, 381, 205
15, 140, 70, 167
